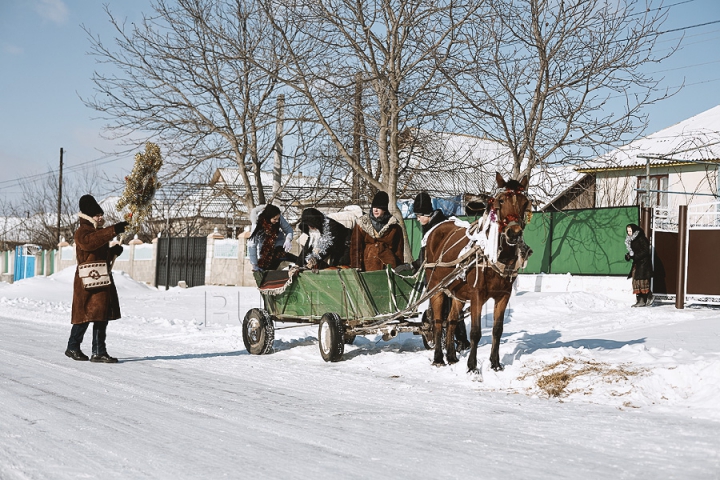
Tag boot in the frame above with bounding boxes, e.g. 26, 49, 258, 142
454, 317, 471, 351
65, 349, 89, 361
632, 294, 646, 307
644, 293, 654, 307
90, 353, 118, 363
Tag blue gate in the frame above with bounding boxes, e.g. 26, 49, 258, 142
13, 244, 40, 281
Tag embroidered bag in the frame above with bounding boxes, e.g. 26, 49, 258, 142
78, 261, 111, 290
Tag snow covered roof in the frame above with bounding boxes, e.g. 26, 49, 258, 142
580, 104, 720, 172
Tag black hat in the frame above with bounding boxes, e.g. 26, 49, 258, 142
79, 194, 104, 217
413, 192, 433, 216
371, 191, 389, 210
299, 208, 325, 233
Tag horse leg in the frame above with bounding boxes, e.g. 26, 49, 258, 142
466, 293, 486, 373
430, 294, 446, 366
444, 298, 462, 364
489, 294, 510, 371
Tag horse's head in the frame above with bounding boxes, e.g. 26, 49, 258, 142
491, 172, 531, 245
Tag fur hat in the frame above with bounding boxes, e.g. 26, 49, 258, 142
79, 194, 103, 217
371, 191, 389, 210
413, 192, 433, 216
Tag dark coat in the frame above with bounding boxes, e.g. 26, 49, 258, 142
71, 214, 121, 324
350, 214, 404, 271
626, 225, 652, 281
412, 209, 448, 269
299, 209, 352, 268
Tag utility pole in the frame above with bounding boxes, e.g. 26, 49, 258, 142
56, 148, 63, 245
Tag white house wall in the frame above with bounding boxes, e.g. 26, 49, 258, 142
595, 164, 718, 210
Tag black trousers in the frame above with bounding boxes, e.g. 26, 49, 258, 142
67, 321, 108, 355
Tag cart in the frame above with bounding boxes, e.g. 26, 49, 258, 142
242, 266, 436, 361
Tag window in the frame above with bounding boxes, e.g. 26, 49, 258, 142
636, 175, 668, 208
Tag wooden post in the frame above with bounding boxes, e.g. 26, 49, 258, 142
352, 73, 362, 204
675, 204, 687, 309
56, 148, 63, 245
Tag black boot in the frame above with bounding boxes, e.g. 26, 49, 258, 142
90, 353, 118, 363
454, 316, 471, 351
65, 349, 89, 361
632, 294, 646, 307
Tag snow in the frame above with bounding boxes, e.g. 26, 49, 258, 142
1, 268, 719, 479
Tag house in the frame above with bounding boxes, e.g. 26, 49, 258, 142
572, 105, 720, 212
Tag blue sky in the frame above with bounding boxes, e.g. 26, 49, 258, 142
0, 0, 719, 201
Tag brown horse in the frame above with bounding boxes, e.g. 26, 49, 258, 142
424, 173, 531, 373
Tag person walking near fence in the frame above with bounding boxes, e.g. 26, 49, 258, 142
625, 223, 654, 307
65, 194, 128, 363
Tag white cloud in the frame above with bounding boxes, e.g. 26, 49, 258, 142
33, 0, 69, 25
2, 43, 24, 55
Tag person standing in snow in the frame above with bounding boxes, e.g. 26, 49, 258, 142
65, 194, 128, 363
298, 207, 351, 269
350, 191, 404, 271
625, 223, 654, 307
247, 204, 297, 272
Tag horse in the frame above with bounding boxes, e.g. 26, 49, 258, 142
424, 172, 532, 373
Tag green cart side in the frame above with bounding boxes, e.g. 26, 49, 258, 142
242, 267, 430, 362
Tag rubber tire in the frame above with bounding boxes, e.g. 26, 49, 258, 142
318, 313, 345, 362
242, 308, 275, 355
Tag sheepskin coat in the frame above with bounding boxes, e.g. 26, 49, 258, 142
71, 214, 121, 324
350, 213, 404, 271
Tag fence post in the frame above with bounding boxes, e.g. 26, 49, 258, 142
675, 205, 687, 309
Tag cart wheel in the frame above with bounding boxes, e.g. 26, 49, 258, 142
318, 313, 345, 362
243, 308, 275, 355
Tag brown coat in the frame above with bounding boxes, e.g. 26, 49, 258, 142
71, 214, 121, 324
350, 214, 405, 271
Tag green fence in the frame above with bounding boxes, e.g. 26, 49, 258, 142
405, 206, 639, 276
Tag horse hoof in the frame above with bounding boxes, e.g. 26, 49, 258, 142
447, 357, 459, 365
468, 369, 483, 381
491, 363, 504, 372
432, 361, 446, 367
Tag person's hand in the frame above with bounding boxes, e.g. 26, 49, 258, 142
252, 266, 263, 272
305, 256, 317, 269
283, 238, 293, 252
109, 244, 124, 257
114, 221, 129, 234
394, 263, 413, 274
625, 253, 631, 261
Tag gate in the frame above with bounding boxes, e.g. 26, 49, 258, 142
652, 202, 720, 306
13, 244, 41, 282
155, 237, 207, 288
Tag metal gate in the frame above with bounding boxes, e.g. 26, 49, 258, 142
155, 237, 207, 288
13, 244, 41, 282
652, 202, 720, 306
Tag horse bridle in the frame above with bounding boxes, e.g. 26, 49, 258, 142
490, 187, 531, 247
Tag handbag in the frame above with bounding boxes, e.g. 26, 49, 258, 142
78, 261, 111, 290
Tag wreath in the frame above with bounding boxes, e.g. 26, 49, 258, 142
116, 142, 163, 235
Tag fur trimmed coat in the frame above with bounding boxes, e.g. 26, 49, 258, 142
299, 212, 352, 268
350, 214, 404, 271
71, 214, 121, 324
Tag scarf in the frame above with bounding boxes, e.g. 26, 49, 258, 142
625, 230, 639, 256
370, 211, 391, 233
257, 218, 280, 269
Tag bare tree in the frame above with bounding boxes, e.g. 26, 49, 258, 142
443, 0, 677, 180
258, 0, 481, 209
82, 0, 318, 215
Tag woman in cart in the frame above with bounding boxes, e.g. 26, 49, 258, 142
350, 191, 404, 271
248, 204, 297, 272
625, 223, 654, 307
298, 207, 352, 269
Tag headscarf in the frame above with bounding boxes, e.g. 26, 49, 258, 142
625, 223, 643, 255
